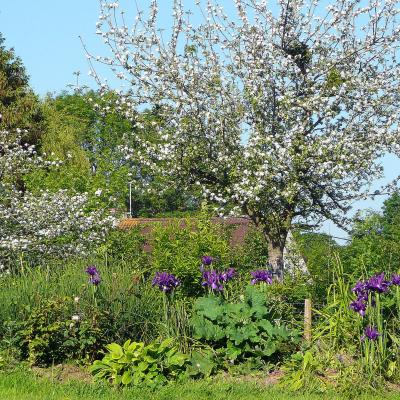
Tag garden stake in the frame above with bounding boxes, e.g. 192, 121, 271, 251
304, 298, 312, 343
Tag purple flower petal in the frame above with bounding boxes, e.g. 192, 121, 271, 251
152, 272, 180, 293
366, 273, 390, 293
90, 274, 101, 286
350, 298, 367, 316
250, 270, 273, 285
86, 266, 99, 276
202, 256, 213, 266
362, 326, 380, 341
201, 268, 235, 292
392, 274, 400, 286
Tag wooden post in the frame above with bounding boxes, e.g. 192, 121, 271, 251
304, 298, 312, 343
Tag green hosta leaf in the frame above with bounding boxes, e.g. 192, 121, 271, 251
143, 355, 157, 363
133, 371, 145, 385
89, 360, 109, 374
106, 343, 124, 359
149, 364, 158, 372
165, 347, 178, 358
168, 352, 187, 367
125, 341, 143, 354
121, 370, 133, 385
123, 340, 132, 351
136, 361, 149, 372
158, 338, 174, 353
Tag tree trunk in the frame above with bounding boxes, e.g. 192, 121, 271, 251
267, 241, 285, 281
243, 205, 290, 281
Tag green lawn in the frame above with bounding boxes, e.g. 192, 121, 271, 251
0, 370, 398, 400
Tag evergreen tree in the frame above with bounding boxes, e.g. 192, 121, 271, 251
0, 33, 45, 147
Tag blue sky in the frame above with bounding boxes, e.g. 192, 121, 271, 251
0, 1, 103, 96
1, 1, 399, 240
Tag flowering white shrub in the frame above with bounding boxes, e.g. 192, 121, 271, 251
0, 190, 114, 261
0, 129, 37, 181
91, 0, 400, 277
0, 130, 115, 266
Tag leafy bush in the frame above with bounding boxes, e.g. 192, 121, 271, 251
97, 227, 148, 264
231, 226, 269, 272
90, 338, 188, 387
6, 297, 106, 366
0, 260, 164, 359
191, 286, 301, 366
150, 213, 232, 296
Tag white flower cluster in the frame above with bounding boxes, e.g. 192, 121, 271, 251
90, 0, 400, 269
0, 190, 114, 259
0, 130, 115, 266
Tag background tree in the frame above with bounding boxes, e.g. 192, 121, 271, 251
0, 33, 45, 147
340, 191, 400, 276
0, 38, 114, 268
91, 0, 400, 277
26, 90, 199, 215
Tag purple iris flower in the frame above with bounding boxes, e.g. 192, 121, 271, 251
90, 274, 101, 286
220, 267, 236, 282
250, 270, 273, 285
352, 281, 367, 295
202, 256, 214, 266
350, 298, 367, 316
366, 273, 391, 293
391, 274, 400, 286
152, 272, 180, 293
362, 326, 380, 341
86, 266, 101, 286
86, 266, 99, 276
202, 270, 224, 291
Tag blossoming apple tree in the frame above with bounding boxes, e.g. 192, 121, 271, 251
91, 0, 400, 278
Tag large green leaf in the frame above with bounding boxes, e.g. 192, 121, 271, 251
187, 351, 216, 377
194, 296, 223, 321
121, 371, 133, 385
106, 343, 124, 359
168, 352, 188, 367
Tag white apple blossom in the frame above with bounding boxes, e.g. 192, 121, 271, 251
0, 130, 114, 267
91, 0, 400, 278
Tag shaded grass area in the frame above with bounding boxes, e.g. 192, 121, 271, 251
0, 370, 398, 400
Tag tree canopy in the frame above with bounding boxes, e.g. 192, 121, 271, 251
0, 33, 45, 147
91, 0, 400, 277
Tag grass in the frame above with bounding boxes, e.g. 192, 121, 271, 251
0, 370, 398, 400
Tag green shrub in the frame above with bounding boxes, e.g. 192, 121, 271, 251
280, 350, 328, 392
90, 338, 188, 387
6, 297, 106, 366
0, 260, 163, 358
150, 213, 232, 296
97, 227, 148, 265
231, 226, 269, 272
191, 286, 301, 366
